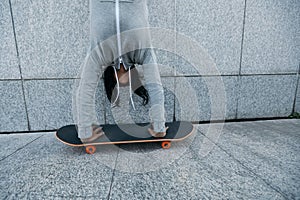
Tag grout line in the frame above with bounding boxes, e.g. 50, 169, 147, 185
8, 0, 31, 131
236, 0, 248, 119
0, 117, 297, 135
107, 148, 120, 200
0, 77, 80, 81
235, 75, 241, 119
8, 0, 19, 70
194, 116, 296, 124
197, 129, 289, 199
173, 76, 176, 121
0, 129, 57, 135
239, 0, 247, 76
174, 0, 177, 77
0, 135, 44, 162
0, 129, 58, 134
163, 73, 298, 77
291, 64, 300, 113
0, 73, 298, 82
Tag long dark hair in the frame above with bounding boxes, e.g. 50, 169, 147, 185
103, 65, 149, 107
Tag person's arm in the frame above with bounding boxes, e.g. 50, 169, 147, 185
72, 50, 103, 139
141, 48, 166, 133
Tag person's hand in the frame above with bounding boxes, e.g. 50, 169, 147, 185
148, 126, 169, 138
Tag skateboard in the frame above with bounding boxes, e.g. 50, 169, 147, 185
56, 121, 195, 154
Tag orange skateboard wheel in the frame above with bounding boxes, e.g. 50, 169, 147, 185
161, 141, 171, 149
85, 145, 96, 154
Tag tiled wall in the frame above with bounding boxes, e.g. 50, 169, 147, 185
0, 0, 299, 133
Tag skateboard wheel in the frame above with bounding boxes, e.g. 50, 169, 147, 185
161, 141, 171, 149
85, 146, 96, 154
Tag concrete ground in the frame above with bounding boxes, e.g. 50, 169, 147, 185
0, 119, 299, 199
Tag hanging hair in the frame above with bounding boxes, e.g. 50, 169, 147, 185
103, 65, 149, 107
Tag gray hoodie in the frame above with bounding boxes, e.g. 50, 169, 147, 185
72, 0, 166, 138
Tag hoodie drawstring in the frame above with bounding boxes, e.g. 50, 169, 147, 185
114, 0, 135, 110
128, 65, 136, 110
112, 66, 120, 107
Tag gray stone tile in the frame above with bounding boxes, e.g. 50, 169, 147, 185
0, 133, 118, 199
237, 75, 297, 118
197, 120, 300, 199
24, 79, 105, 131
0, 133, 42, 161
175, 76, 238, 121
148, 0, 176, 77
175, 0, 245, 75
109, 127, 284, 199
105, 77, 174, 124
0, 81, 28, 132
153, 50, 176, 77
136, 51, 176, 77
0, 1, 20, 79
257, 119, 300, 134
149, 29, 176, 72
147, 25, 176, 77
10, 0, 89, 79
148, 0, 175, 30
113, 125, 197, 174
241, 0, 300, 74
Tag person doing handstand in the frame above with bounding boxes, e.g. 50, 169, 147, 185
73, 0, 167, 143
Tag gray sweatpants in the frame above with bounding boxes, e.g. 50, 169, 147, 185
72, 0, 166, 138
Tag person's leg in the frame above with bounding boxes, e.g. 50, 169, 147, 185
88, 0, 116, 53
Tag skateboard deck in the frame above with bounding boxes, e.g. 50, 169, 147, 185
56, 121, 195, 154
